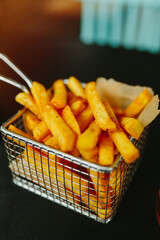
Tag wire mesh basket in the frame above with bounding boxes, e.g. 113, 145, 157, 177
1, 108, 148, 223
79, 0, 160, 53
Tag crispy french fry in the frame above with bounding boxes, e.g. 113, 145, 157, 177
31, 81, 50, 117
85, 82, 116, 131
125, 88, 152, 117
67, 76, 86, 99
81, 194, 113, 219
80, 147, 99, 161
70, 100, 86, 117
109, 129, 139, 164
23, 112, 40, 133
62, 105, 81, 135
33, 121, 51, 142
43, 105, 76, 152
8, 125, 33, 148
119, 117, 144, 140
99, 132, 114, 166
44, 136, 59, 150
24, 145, 89, 196
103, 101, 140, 163
51, 79, 67, 109
77, 120, 101, 151
8, 125, 33, 140
15, 92, 41, 119
76, 105, 94, 132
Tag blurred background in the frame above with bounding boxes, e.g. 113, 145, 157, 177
0, 0, 160, 124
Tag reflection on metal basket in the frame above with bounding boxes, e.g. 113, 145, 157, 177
1, 110, 148, 223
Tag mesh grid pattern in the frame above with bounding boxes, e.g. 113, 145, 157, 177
1, 113, 148, 223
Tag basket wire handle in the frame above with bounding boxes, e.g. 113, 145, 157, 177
0, 75, 29, 94
0, 53, 32, 89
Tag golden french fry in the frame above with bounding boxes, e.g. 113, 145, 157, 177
77, 120, 101, 151
8, 125, 33, 140
119, 117, 144, 140
51, 79, 67, 109
81, 194, 113, 220
85, 82, 116, 131
70, 100, 86, 117
23, 112, 40, 133
76, 105, 94, 133
8, 125, 34, 148
99, 132, 114, 166
15, 92, 41, 119
80, 147, 99, 161
125, 88, 153, 117
31, 81, 50, 117
44, 136, 59, 150
103, 101, 119, 127
109, 129, 139, 164
24, 145, 89, 196
62, 105, 81, 135
33, 121, 51, 142
103, 101, 140, 164
67, 76, 86, 99
43, 105, 76, 152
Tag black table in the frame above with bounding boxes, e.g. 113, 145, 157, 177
0, 3, 160, 239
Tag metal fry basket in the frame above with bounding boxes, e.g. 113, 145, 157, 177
1, 109, 148, 224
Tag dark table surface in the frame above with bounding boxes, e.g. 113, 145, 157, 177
0, 2, 160, 239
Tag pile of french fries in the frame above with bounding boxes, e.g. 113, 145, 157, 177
8, 76, 153, 219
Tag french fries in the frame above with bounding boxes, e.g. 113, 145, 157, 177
99, 132, 114, 166
77, 120, 101, 151
76, 105, 94, 132
62, 105, 81, 135
43, 105, 76, 152
51, 79, 67, 109
103, 101, 140, 164
44, 136, 59, 150
109, 129, 140, 164
70, 99, 86, 117
15, 92, 41, 119
23, 112, 40, 133
33, 121, 51, 142
119, 117, 144, 139
8, 77, 151, 220
85, 82, 116, 131
31, 81, 50, 117
24, 145, 89, 196
125, 88, 152, 117
67, 76, 86, 99
8, 125, 34, 148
